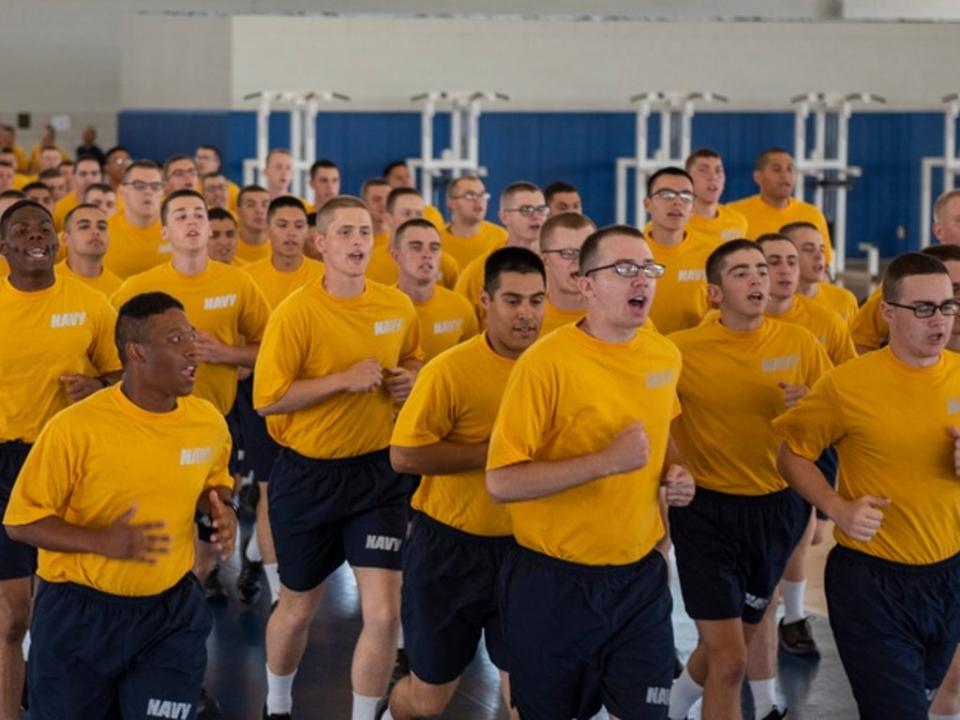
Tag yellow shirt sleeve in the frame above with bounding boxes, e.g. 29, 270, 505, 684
850, 286, 887, 351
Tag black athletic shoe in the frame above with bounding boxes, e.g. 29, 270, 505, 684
779, 617, 820, 657
238, 481, 260, 518
263, 706, 292, 720
20, 665, 28, 710
204, 566, 228, 602
237, 560, 264, 605
673, 648, 685, 679
375, 695, 390, 720
197, 687, 222, 719
758, 706, 788, 720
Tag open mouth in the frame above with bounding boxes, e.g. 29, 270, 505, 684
181, 364, 197, 381
747, 291, 765, 303
348, 251, 365, 262
628, 295, 648, 308
929, 332, 947, 343
25, 246, 51, 259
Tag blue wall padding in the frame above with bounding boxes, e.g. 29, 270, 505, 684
118, 109, 946, 258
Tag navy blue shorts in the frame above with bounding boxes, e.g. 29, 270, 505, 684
499, 546, 673, 720
814, 447, 838, 520
28, 573, 212, 720
234, 375, 280, 484
0, 440, 37, 580
225, 397, 244, 477
826, 545, 960, 720
268, 447, 415, 592
402, 512, 515, 684
670, 486, 809, 624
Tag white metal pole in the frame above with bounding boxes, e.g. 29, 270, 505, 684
793, 99, 809, 202
616, 159, 629, 225
680, 99, 694, 161
256, 94, 271, 187
467, 97, 481, 172
946, 100, 959, 193
813, 106, 827, 209
635, 99, 651, 227
290, 99, 303, 198
304, 95, 319, 202
421, 95, 436, 203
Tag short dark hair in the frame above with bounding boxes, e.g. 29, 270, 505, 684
160, 189, 206, 225
779, 221, 819, 237
162, 154, 195, 179
755, 232, 795, 252
309, 159, 338, 179
123, 159, 161, 180
1, 200, 52, 239
63, 203, 104, 232
306, 211, 317, 228
579, 224, 646, 276
393, 218, 438, 248
646, 167, 694, 197
316, 196, 369, 234
706, 239, 764, 285
755, 147, 792, 171
104, 145, 130, 161
197, 144, 222, 162
267, 195, 307, 222
22, 182, 52, 196
684, 148, 721, 171
386, 187, 421, 214
208, 207, 237, 225
75, 156, 102, 171
922, 244, 960, 264
82, 183, 115, 200
500, 181, 541, 207
543, 181, 578, 204
0, 189, 25, 202
483, 246, 546, 295
237, 184, 268, 206
882, 253, 950, 303
361, 178, 390, 197
38, 169, 62, 182
115, 292, 185, 364
382, 160, 408, 178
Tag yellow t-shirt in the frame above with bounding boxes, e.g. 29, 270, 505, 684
55, 260, 123, 298
243, 257, 325, 311
365, 245, 461, 290
52, 191, 80, 232
112, 262, 270, 415
541, 298, 586, 335
440, 221, 508, 271
646, 229, 714, 335
410, 285, 480, 361
11, 144, 27, 173
104, 213, 168, 280
0, 276, 121, 444
234, 236, 271, 265
687, 204, 749, 247
3, 386, 232, 596
487, 324, 680, 565
850, 286, 886, 351
393, 333, 513, 536
807, 282, 860, 326
669, 316, 832, 495
12, 173, 33, 191
26, 144, 69, 174
727, 194, 834, 263
766, 294, 857, 367
423, 204, 444, 231
773, 348, 960, 564
253, 278, 424, 458
227, 180, 240, 215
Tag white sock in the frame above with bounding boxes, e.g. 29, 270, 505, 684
930, 714, 960, 720
397, 625, 405, 651
781, 579, 807, 624
668, 667, 703, 719
381, 711, 396, 720
265, 666, 296, 714
351, 692, 380, 720
749, 678, 777, 718
247, 531, 263, 563
21, 630, 30, 659
264, 562, 281, 604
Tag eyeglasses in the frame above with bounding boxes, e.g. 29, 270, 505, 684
583, 260, 666, 279
542, 247, 581, 260
650, 189, 695, 204
450, 191, 490, 202
169, 168, 197, 178
886, 300, 960, 318
123, 181, 163, 192
504, 205, 550, 217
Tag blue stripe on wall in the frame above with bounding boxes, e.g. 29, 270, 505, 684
119, 109, 946, 258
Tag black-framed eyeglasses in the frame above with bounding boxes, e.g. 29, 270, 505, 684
650, 189, 695, 204
886, 300, 960, 318
583, 260, 666, 279
449, 191, 490, 201
542, 247, 581, 260
504, 205, 550, 217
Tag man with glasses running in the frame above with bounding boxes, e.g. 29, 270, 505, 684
454, 182, 548, 322
104, 160, 168, 279
439, 176, 507, 269
644, 167, 718, 335
538, 211, 596, 334
487, 224, 694, 720
775, 252, 960, 719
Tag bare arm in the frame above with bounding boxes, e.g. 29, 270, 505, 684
258, 358, 383, 416
486, 422, 648, 503
194, 331, 260, 368
391, 441, 488, 476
